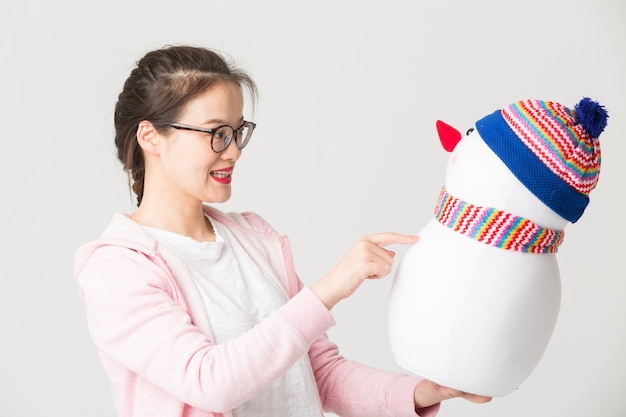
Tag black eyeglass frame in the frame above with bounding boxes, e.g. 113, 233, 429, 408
168, 121, 257, 153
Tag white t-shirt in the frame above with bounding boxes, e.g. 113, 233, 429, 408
144, 216, 323, 417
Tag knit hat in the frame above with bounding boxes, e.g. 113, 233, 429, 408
475, 98, 608, 223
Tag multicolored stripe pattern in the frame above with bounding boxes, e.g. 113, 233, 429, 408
434, 188, 564, 254
502, 99, 601, 195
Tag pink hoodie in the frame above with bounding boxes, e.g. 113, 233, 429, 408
73, 205, 439, 417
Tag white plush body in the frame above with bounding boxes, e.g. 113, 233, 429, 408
388, 129, 568, 397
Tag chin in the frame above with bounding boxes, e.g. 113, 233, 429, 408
205, 193, 231, 204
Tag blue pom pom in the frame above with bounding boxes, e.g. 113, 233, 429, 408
574, 97, 608, 139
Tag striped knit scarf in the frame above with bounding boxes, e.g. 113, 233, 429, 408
434, 187, 564, 254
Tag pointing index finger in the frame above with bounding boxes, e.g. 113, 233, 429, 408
362, 232, 420, 248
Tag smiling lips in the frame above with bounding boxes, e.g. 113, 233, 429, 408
211, 167, 233, 185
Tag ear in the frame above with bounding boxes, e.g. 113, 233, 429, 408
137, 120, 160, 155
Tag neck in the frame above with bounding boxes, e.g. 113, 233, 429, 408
435, 187, 564, 254
132, 195, 215, 242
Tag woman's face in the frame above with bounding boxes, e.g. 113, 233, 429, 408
156, 81, 246, 204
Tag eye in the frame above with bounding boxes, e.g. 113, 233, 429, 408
466, 127, 475, 136
213, 127, 230, 141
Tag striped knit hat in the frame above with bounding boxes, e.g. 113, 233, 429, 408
475, 98, 608, 223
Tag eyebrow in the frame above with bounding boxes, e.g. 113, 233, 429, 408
201, 116, 245, 126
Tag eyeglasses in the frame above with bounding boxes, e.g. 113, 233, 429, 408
168, 121, 257, 153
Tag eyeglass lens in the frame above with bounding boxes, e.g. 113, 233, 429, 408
212, 124, 253, 152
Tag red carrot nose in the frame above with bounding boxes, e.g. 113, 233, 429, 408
436, 120, 462, 152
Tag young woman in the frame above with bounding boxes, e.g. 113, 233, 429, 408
74, 45, 491, 417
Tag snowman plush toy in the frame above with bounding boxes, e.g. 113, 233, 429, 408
388, 98, 608, 397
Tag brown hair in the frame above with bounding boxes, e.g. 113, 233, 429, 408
114, 45, 257, 206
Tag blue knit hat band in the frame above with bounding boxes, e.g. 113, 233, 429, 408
475, 110, 589, 223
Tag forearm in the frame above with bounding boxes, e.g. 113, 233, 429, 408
309, 335, 440, 417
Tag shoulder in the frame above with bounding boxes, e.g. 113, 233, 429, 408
73, 212, 159, 277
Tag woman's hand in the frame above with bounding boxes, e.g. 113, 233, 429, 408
310, 232, 419, 310
414, 379, 492, 411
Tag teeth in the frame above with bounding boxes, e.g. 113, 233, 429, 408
212, 171, 230, 178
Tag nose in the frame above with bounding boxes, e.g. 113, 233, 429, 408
220, 137, 242, 160
436, 120, 462, 152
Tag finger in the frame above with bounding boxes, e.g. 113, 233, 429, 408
462, 393, 493, 403
366, 250, 397, 278
365, 260, 392, 279
362, 232, 419, 248
368, 242, 397, 259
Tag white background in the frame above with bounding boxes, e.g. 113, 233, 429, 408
1, 0, 624, 416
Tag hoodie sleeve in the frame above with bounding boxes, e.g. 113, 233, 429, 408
273, 274, 440, 417
75, 244, 335, 413
307, 333, 440, 417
